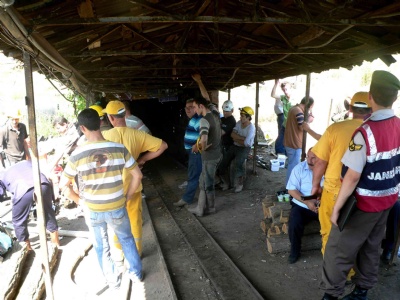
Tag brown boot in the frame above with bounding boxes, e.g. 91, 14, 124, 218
50, 231, 60, 247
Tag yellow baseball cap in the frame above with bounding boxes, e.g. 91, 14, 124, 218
350, 92, 371, 108
102, 100, 126, 115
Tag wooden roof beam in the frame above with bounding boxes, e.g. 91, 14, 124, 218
66, 48, 392, 57
34, 16, 400, 26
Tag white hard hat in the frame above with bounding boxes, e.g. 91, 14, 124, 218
222, 100, 234, 111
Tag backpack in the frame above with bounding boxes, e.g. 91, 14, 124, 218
0, 227, 12, 256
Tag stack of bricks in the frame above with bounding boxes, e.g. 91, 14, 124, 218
260, 194, 321, 254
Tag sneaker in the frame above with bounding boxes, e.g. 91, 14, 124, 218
173, 199, 187, 207
128, 271, 144, 283
178, 181, 188, 189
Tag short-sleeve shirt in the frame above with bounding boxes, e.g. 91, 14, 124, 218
199, 112, 221, 161
0, 122, 29, 161
126, 115, 151, 134
283, 105, 304, 149
221, 115, 236, 147
312, 118, 363, 193
341, 109, 394, 173
102, 127, 162, 193
63, 140, 136, 212
286, 160, 323, 209
282, 96, 292, 127
232, 121, 255, 148
1, 160, 49, 202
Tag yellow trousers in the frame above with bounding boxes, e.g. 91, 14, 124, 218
319, 188, 355, 280
114, 191, 143, 256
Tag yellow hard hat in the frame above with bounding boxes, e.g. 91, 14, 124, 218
240, 106, 254, 116
89, 105, 105, 117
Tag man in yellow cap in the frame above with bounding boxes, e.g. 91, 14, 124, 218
218, 106, 255, 193
320, 70, 400, 300
102, 100, 168, 257
0, 108, 30, 169
311, 92, 372, 256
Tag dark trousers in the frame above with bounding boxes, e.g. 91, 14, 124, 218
275, 114, 285, 155
12, 183, 58, 242
320, 208, 390, 297
288, 202, 318, 256
381, 201, 400, 252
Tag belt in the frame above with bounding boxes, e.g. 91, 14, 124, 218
277, 113, 283, 116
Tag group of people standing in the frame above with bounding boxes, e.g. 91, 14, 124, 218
275, 70, 400, 300
173, 74, 256, 217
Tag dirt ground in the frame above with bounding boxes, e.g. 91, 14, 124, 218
160, 144, 400, 300
1, 144, 399, 300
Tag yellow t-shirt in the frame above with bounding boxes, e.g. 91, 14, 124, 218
312, 118, 363, 193
102, 127, 163, 193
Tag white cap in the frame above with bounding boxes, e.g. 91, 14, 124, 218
222, 100, 234, 111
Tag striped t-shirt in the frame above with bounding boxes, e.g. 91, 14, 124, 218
63, 140, 136, 212
184, 114, 202, 150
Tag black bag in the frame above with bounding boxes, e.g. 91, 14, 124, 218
337, 194, 357, 232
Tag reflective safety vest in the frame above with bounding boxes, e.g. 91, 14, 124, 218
355, 116, 400, 212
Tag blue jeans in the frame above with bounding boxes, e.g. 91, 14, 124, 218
182, 149, 202, 204
285, 146, 301, 185
275, 118, 286, 155
88, 207, 142, 287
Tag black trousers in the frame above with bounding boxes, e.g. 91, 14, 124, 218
288, 202, 318, 256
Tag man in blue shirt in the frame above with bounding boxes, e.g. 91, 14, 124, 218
286, 148, 322, 263
173, 99, 202, 207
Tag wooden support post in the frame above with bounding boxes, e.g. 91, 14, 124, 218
23, 51, 54, 300
252, 82, 259, 175
301, 73, 311, 162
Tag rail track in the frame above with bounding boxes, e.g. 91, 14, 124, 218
142, 160, 265, 300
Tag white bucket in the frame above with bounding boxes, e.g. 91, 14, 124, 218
270, 159, 279, 172
277, 154, 287, 168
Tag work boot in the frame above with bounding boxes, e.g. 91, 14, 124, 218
234, 176, 244, 193
188, 190, 206, 217
341, 286, 368, 300
205, 192, 216, 214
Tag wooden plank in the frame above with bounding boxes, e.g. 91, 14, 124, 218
0, 242, 29, 300
266, 233, 321, 254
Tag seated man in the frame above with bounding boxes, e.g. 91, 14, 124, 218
218, 106, 256, 193
286, 148, 322, 264
0, 160, 60, 251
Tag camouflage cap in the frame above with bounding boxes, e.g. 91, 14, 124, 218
370, 70, 400, 90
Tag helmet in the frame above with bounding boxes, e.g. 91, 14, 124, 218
89, 105, 105, 117
240, 106, 254, 116
7, 108, 22, 119
222, 100, 234, 111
